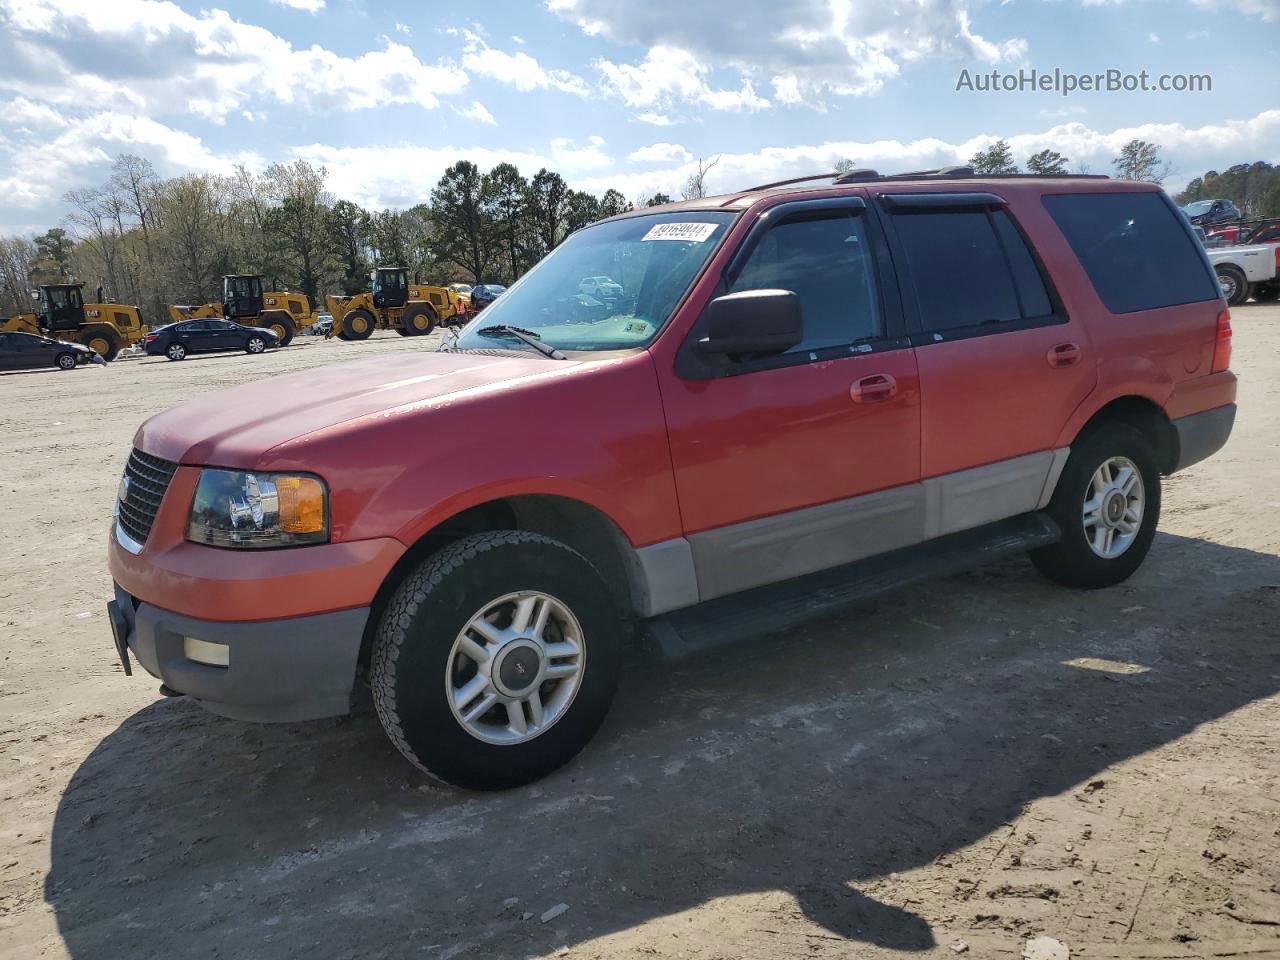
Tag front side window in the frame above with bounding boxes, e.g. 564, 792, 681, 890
892, 208, 1052, 333
1044, 192, 1219, 314
455, 211, 735, 352
728, 208, 882, 352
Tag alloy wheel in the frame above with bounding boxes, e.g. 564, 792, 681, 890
445, 591, 585, 745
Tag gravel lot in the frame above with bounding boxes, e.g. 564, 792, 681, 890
1, 311, 1277, 960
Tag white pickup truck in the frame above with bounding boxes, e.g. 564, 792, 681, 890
1206, 241, 1280, 306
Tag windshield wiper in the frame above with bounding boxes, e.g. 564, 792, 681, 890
476, 325, 567, 360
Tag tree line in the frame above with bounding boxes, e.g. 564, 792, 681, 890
0, 155, 667, 320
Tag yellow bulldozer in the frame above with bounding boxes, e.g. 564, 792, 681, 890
0, 284, 147, 360
325, 267, 470, 341
168, 275, 315, 346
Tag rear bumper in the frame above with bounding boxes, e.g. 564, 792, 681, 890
1171, 402, 1236, 473
110, 583, 367, 722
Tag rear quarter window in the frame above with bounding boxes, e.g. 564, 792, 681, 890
1042, 192, 1219, 314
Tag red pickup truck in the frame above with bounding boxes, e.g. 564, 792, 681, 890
107, 172, 1236, 789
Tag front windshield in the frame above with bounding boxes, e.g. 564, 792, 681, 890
455, 211, 736, 352
1183, 200, 1213, 215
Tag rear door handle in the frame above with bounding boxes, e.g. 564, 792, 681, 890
851, 374, 898, 403
1047, 342, 1082, 367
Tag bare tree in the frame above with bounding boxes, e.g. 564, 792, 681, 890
1113, 140, 1172, 184
0, 236, 37, 316
681, 156, 722, 200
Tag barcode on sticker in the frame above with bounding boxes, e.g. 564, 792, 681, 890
641, 222, 719, 243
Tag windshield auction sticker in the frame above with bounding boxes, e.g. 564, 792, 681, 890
641, 222, 719, 243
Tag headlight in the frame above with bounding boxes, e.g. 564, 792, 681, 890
187, 469, 328, 548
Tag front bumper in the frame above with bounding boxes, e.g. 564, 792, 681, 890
109, 583, 368, 723
1171, 402, 1236, 473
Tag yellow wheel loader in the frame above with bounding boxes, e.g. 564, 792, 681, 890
168, 275, 315, 346
325, 267, 470, 341
0, 284, 146, 361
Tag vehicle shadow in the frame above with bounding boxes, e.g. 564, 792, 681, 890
44, 532, 1280, 959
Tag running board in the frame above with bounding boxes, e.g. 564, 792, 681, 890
644, 512, 1061, 661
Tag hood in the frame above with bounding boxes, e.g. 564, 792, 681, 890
134, 350, 579, 467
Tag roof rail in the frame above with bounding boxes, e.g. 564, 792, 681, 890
743, 168, 1110, 192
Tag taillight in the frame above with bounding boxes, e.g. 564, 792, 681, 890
1211, 309, 1232, 373
1275, 247, 1280, 273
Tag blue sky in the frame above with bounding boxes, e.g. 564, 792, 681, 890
0, 0, 1277, 232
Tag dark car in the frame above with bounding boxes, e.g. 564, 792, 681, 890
145, 319, 280, 361
470, 284, 506, 311
1181, 198, 1241, 227
0, 330, 101, 371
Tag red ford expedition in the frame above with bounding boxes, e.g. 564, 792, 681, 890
107, 170, 1237, 789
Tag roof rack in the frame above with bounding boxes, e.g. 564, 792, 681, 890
740, 168, 1109, 192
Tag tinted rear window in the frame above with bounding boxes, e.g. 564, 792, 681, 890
1042, 193, 1219, 314
890, 208, 1053, 332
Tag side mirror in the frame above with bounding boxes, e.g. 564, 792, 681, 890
697, 289, 802, 357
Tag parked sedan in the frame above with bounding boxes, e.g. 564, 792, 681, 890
145, 319, 281, 361
0, 331, 102, 371
470, 284, 506, 311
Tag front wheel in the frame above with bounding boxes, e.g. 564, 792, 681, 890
166, 342, 186, 361
1031, 422, 1161, 589
343, 309, 376, 341
55, 352, 77, 370
245, 335, 266, 354
371, 531, 622, 790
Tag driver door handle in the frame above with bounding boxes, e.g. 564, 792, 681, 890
851, 374, 898, 403
1048, 342, 1082, 367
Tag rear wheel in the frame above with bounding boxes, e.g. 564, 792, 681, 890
343, 309, 375, 341
81, 325, 121, 362
245, 335, 266, 354
166, 342, 186, 361
371, 531, 622, 790
1215, 265, 1248, 306
55, 352, 77, 370
1251, 282, 1279, 303
1031, 422, 1161, 589
262, 312, 295, 346
400, 305, 436, 337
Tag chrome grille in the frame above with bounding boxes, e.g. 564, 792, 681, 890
116, 449, 178, 548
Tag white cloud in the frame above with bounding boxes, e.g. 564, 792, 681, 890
271, 0, 324, 12
0, 0, 468, 122
628, 142, 692, 165
572, 109, 1280, 204
1148, 32, 1161, 43
551, 0, 1028, 106
0, 111, 260, 211
595, 45, 769, 115
453, 100, 496, 124
394, 22, 411, 35
634, 111, 675, 126
1188, 0, 1277, 18
550, 136, 613, 171
459, 31, 588, 95
1, 96, 67, 130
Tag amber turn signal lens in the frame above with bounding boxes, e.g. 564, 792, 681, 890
276, 476, 326, 534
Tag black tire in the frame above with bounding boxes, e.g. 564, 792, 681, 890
166, 342, 186, 361
1251, 282, 1279, 303
1030, 421, 1161, 590
261, 312, 295, 347
343, 309, 376, 341
400, 304, 436, 337
245, 335, 266, 355
336, 329, 350, 341
54, 352, 77, 371
80, 325, 121, 362
371, 531, 623, 790
1215, 265, 1248, 307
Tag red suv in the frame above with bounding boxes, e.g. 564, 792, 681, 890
106, 171, 1236, 789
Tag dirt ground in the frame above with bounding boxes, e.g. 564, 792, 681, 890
1, 311, 1278, 960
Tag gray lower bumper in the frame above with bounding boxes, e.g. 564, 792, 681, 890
1171, 403, 1236, 473
111, 584, 368, 723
